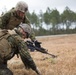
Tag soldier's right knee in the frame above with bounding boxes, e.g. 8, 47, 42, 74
0, 63, 13, 75
0, 68, 13, 75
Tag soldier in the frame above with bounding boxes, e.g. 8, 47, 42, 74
0, 1, 35, 41
0, 1, 29, 29
0, 23, 41, 75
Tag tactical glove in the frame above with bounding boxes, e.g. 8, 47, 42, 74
34, 40, 41, 48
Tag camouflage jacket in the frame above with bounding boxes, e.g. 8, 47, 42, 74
0, 8, 30, 29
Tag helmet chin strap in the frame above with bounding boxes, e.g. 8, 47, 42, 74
26, 32, 29, 38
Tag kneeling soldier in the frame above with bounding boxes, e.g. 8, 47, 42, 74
0, 23, 41, 75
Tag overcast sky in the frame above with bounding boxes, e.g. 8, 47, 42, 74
0, 0, 76, 15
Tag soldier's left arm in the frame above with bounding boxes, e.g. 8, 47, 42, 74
0, 12, 11, 29
12, 33, 40, 74
17, 39, 38, 71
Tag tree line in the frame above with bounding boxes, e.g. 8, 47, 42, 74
1, 6, 76, 36
26, 6, 76, 36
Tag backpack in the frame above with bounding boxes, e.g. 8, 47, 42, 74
0, 30, 12, 62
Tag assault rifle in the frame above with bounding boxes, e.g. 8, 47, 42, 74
26, 40, 57, 58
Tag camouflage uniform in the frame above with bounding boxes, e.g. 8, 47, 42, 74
0, 8, 35, 41
0, 1, 40, 75
0, 1, 36, 41
0, 8, 30, 29
0, 29, 38, 75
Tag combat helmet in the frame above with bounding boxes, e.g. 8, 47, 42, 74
15, 1, 28, 13
19, 23, 31, 34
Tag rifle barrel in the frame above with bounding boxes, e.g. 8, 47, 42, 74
35, 47, 57, 58
46, 53, 57, 58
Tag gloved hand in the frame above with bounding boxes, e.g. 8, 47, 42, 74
34, 40, 41, 48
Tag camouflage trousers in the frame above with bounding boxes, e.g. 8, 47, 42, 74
0, 62, 13, 75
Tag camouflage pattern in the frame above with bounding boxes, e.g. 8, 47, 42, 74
0, 38, 12, 61
0, 8, 30, 29
0, 8, 36, 41
19, 23, 31, 34
18, 39, 37, 69
0, 68, 13, 75
15, 1, 28, 12
0, 30, 37, 75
